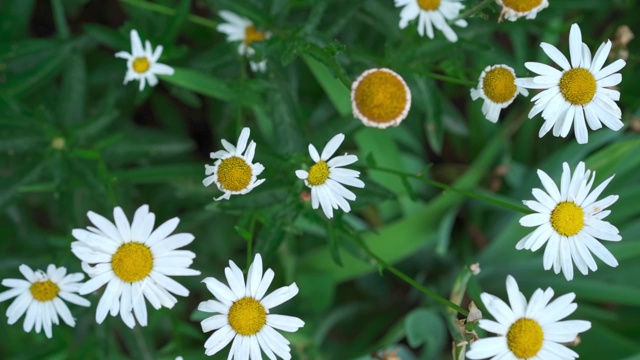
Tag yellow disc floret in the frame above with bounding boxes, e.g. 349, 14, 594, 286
30, 280, 60, 302
418, 0, 441, 11
502, 0, 543, 12
217, 156, 253, 192
550, 201, 585, 237
482, 67, 517, 104
353, 70, 408, 124
507, 318, 544, 358
111, 242, 153, 283
228, 297, 267, 336
245, 25, 266, 46
307, 161, 330, 186
132, 57, 150, 74
559, 68, 597, 105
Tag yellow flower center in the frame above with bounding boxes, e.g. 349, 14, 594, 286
307, 160, 330, 186
30, 280, 59, 302
51, 137, 66, 150
550, 201, 585, 237
111, 242, 153, 283
245, 25, 266, 46
228, 297, 267, 336
353, 70, 408, 124
417, 0, 441, 11
132, 57, 150, 74
217, 156, 253, 192
507, 318, 544, 358
559, 68, 597, 105
501, 0, 543, 12
482, 67, 518, 104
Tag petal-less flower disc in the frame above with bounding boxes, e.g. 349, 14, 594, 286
496, 0, 549, 22
203, 127, 265, 201
466, 275, 591, 360
517, 161, 621, 281
394, 0, 468, 42
71, 205, 201, 328
351, 68, 411, 129
515, 23, 626, 144
199, 253, 304, 359
470, 64, 529, 123
217, 10, 271, 73
0, 264, 90, 338
295, 133, 365, 219
114, 29, 174, 91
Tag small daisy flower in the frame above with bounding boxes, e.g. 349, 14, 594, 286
217, 10, 270, 73
394, 0, 468, 43
115, 29, 174, 91
203, 127, 265, 201
296, 133, 365, 219
351, 68, 411, 129
470, 64, 529, 123
517, 161, 621, 281
466, 275, 591, 360
515, 23, 626, 144
71, 205, 201, 328
199, 253, 304, 359
496, 0, 549, 22
0, 264, 90, 338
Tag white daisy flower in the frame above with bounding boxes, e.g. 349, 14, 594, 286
295, 133, 365, 219
394, 0, 468, 43
466, 275, 591, 360
199, 253, 304, 359
203, 127, 265, 201
115, 29, 174, 91
517, 161, 621, 281
0, 264, 90, 338
515, 23, 626, 144
496, 0, 549, 22
71, 205, 201, 328
217, 10, 270, 73
470, 64, 529, 123
351, 68, 412, 129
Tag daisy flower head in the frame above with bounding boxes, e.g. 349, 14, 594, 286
517, 161, 621, 281
470, 64, 529, 123
515, 23, 626, 144
203, 127, 265, 201
115, 29, 174, 91
351, 68, 411, 129
295, 133, 365, 219
217, 10, 271, 73
394, 0, 468, 43
466, 275, 591, 360
199, 253, 304, 359
0, 264, 90, 338
496, 0, 549, 22
71, 205, 201, 328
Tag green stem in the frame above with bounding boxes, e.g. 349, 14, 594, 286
118, 0, 219, 30
133, 327, 153, 360
419, 70, 476, 87
246, 214, 258, 270
452, 0, 495, 22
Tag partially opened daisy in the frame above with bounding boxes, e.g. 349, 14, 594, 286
466, 275, 591, 360
470, 64, 529, 123
517, 161, 621, 281
496, 0, 549, 22
217, 10, 270, 73
515, 23, 626, 144
0, 264, 90, 338
351, 68, 411, 128
115, 29, 174, 91
203, 127, 265, 201
394, 0, 467, 42
199, 253, 304, 359
71, 205, 201, 328
296, 133, 365, 219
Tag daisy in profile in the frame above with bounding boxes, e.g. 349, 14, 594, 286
394, 0, 467, 42
466, 275, 591, 360
515, 23, 626, 144
496, 0, 549, 22
203, 127, 265, 201
0, 264, 90, 338
71, 205, 201, 328
517, 162, 621, 281
115, 29, 174, 91
351, 68, 411, 128
217, 10, 270, 72
470, 64, 529, 123
296, 133, 365, 219
199, 253, 304, 359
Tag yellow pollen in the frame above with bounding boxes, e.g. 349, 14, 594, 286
550, 201, 585, 237
353, 70, 408, 124
132, 57, 150, 74
482, 67, 517, 104
502, 0, 543, 12
307, 161, 330, 186
228, 297, 267, 336
245, 25, 266, 46
30, 280, 59, 302
111, 242, 153, 283
507, 318, 544, 358
559, 68, 597, 105
217, 156, 253, 192
417, 0, 441, 11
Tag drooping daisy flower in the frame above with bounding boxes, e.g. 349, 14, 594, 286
515, 23, 626, 144
115, 29, 174, 91
496, 0, 549, 22
517, 161, 621, 281
71, 205, 201, 328
295, 133, 365, 219
470, 64, 529, 123
199, 253, 304, 359
466, 275, 591, 360
203, 127, 265, 201
394, 0, 468, 43
351, 68, 411, 128
0, 264, 90, 338
217, 10, 270, 73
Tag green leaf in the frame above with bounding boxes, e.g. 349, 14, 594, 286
160, 67, 235, 102
58, 53, 86, 128
161, 0, 191, 44
404, 308, 446, 352
51, 0, 70, 39
303, 54, 351, 117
